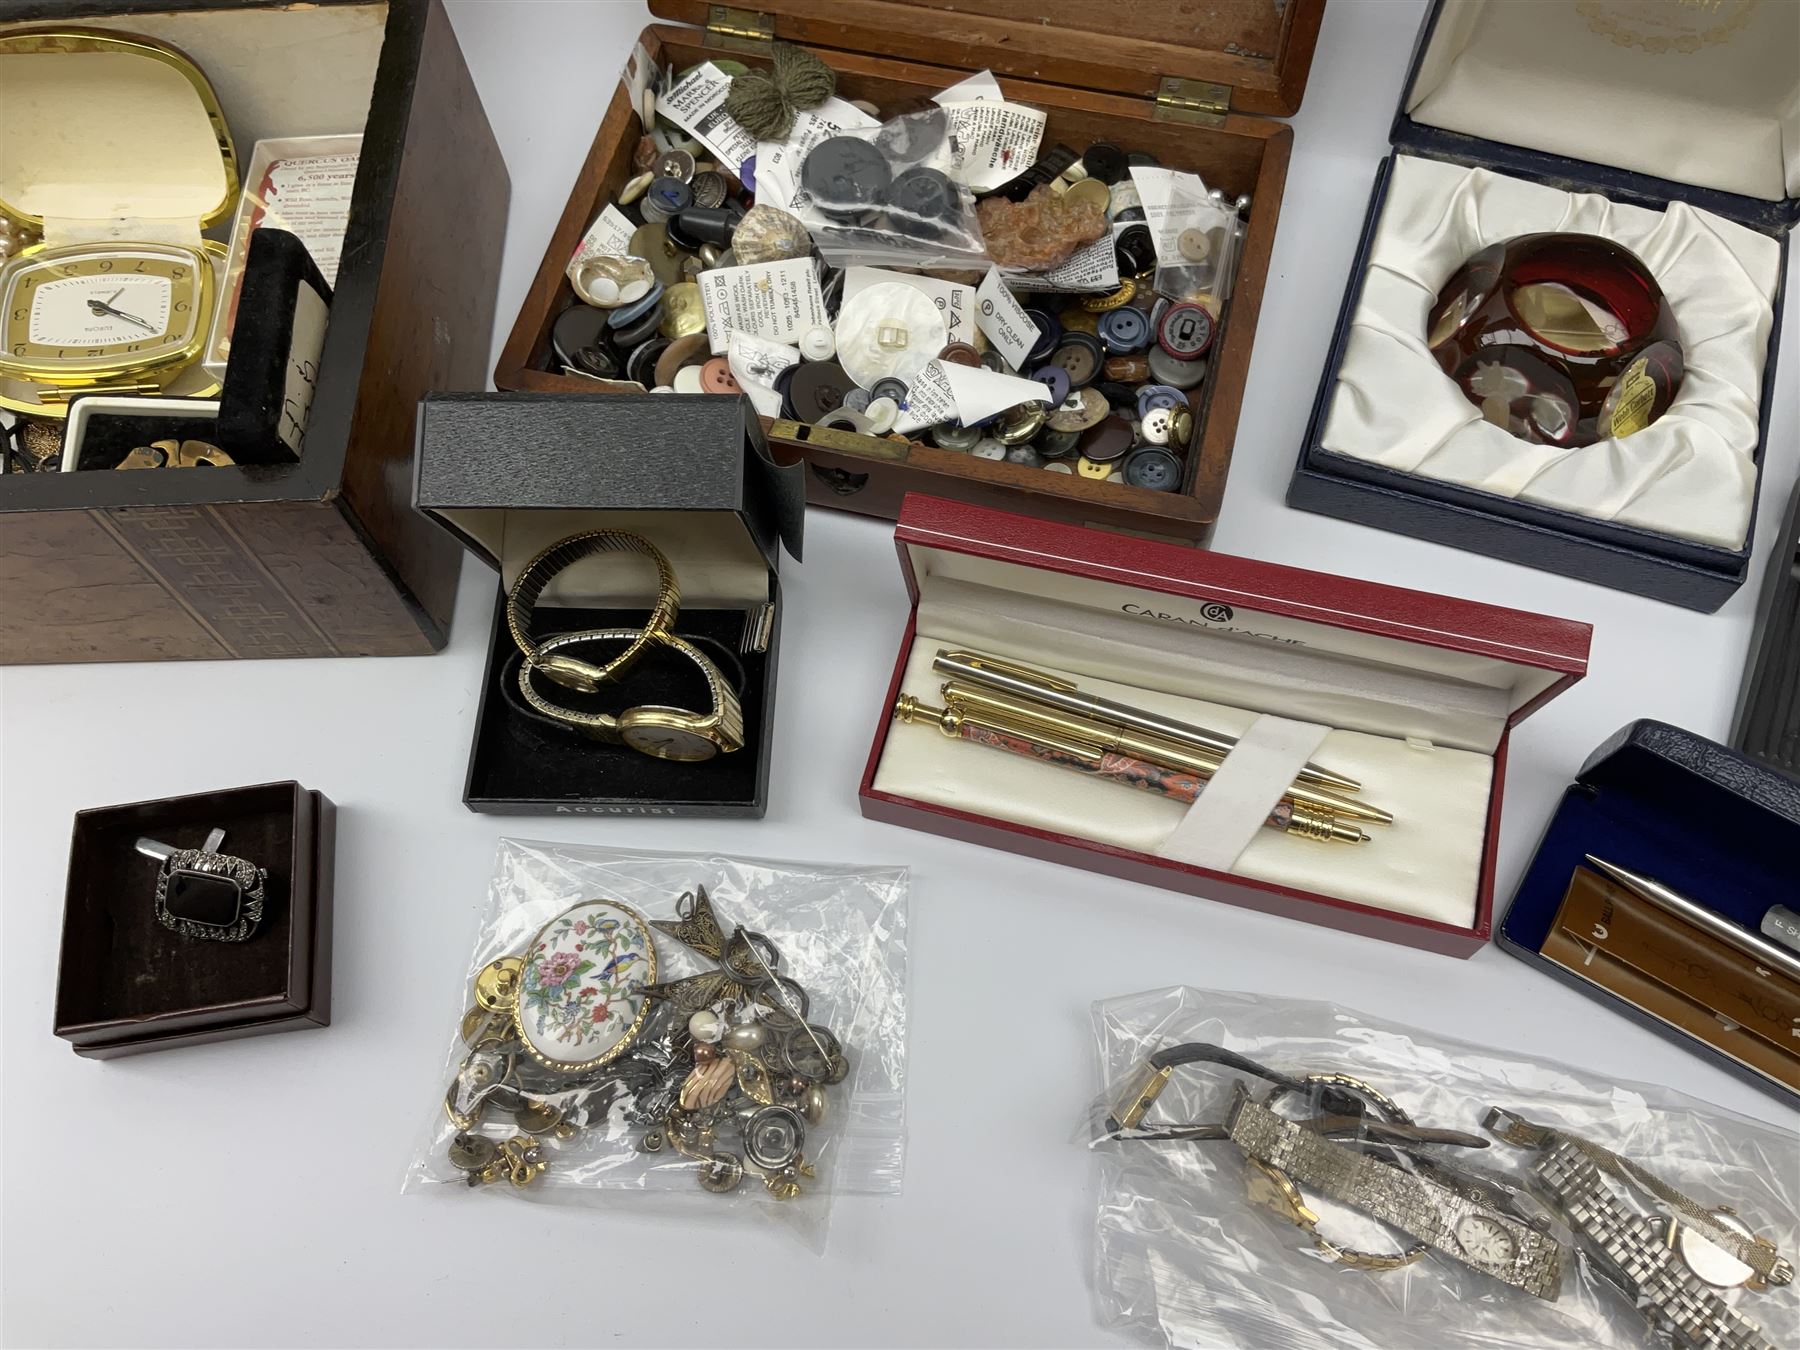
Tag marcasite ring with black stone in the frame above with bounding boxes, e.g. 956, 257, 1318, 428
136, 828, 267, 942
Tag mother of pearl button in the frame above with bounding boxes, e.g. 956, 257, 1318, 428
513, 899, 656, 1071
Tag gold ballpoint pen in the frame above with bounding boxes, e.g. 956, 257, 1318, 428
932, 649, 1364, 795
893, 695, 1369, 845
937, 678, 1394, 827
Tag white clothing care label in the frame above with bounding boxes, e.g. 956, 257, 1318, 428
569, 204, 636, 270
894, 360, 1050, 435
932, 69, 1045, 192
658, 61, 755, 172
1011, 223, 1125, 294
975, 268, 1041, 372
698, 257, 828, 354
726, 331, 801, 418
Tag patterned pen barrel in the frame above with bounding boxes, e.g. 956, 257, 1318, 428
892, 695, 1368, 845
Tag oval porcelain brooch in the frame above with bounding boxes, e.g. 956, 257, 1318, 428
512, 899, 656, 1072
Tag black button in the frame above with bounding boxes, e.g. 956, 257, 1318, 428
993, 142, 1076, 202
165, 869, 244, 928
1114, 223, 1156, 275
573, 344, 620, 380
869, 376, 909, 404
612, 304, 666, 352
1023, 309, 1062, 365
550, 304, 611, 369
1123, 446, 1182, 491
675, 206, 737, 248
801, 137, 892, 221
790, 360, 856, 421
1095, 380, 1139, 409
1082, 141, 1126, 184
774, 362, 800, 418
624, 337, 669, 386
887, 167, 960, 240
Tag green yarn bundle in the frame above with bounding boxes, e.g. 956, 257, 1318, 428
724, 42, 837, 140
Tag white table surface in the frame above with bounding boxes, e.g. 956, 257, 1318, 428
4, 2, 1797, 1346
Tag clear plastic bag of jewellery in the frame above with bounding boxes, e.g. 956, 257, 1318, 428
402, 840, 909, 1251
1084, 986, 1800, 1350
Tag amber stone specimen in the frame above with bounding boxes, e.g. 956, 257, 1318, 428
977, 184, 1107, 271
1427, 232, 1683, 447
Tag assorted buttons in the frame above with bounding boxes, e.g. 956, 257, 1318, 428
546, 100, 1250, 491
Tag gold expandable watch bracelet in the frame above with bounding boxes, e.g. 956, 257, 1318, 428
506, 530, 680, 691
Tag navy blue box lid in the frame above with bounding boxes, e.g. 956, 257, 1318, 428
1392, 0, 1797, 235
1501, 719, 1799, 978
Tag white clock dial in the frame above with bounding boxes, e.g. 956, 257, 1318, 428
29, 274, 173, 347
1454, 1213, 1518, 1265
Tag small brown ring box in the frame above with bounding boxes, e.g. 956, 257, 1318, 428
54, 781, 335, 1059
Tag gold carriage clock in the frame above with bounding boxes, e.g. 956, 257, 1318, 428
0, 28, 238, 419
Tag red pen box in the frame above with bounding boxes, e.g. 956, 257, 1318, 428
859, 496, 1592, 956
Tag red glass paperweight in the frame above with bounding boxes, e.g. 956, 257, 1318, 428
1426, 232, 1683, 448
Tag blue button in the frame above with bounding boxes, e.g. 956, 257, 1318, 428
1136, 384, 1186, 419
607, 282, 665, 329
1030, 364, 1071, 408
1122, 446, 1182, 491
1098, 307, 1149, 354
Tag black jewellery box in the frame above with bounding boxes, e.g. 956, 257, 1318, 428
1290, 0, 1797, 612
1733, 475, 1800, 779
1499, 721, 1800, 1106
414, 393, 803, 817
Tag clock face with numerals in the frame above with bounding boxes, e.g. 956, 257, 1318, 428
0, 242, 212, 384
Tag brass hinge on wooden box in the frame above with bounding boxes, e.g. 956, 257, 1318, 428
1154, 77, 1230, 127
706, 5, 775, 50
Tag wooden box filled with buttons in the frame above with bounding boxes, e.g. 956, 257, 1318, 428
0, 0, 507, 664
495, 0, 1324, 543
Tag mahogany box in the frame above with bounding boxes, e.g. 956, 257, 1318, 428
495, 0, 1324, 545
860, 494, 1591, 957
414, 392, 803, 817
0, 0, 508, 663
1500, 721, 1800, 1106
54, 780, 335, 1059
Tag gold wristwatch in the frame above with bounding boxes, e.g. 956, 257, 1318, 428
506, 531, 680, 691
519, 629, 744, 762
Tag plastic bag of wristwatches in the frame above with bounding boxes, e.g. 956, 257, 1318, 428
1084, 986, 1799, 1350
403, 840, 908, 1250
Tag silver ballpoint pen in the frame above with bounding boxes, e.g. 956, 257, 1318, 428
1585, 856, 1800, 985
931, 649, 1364, 795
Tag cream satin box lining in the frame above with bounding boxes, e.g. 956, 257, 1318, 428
1320, 154, 1780, 551
865, 550, 1577, 928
